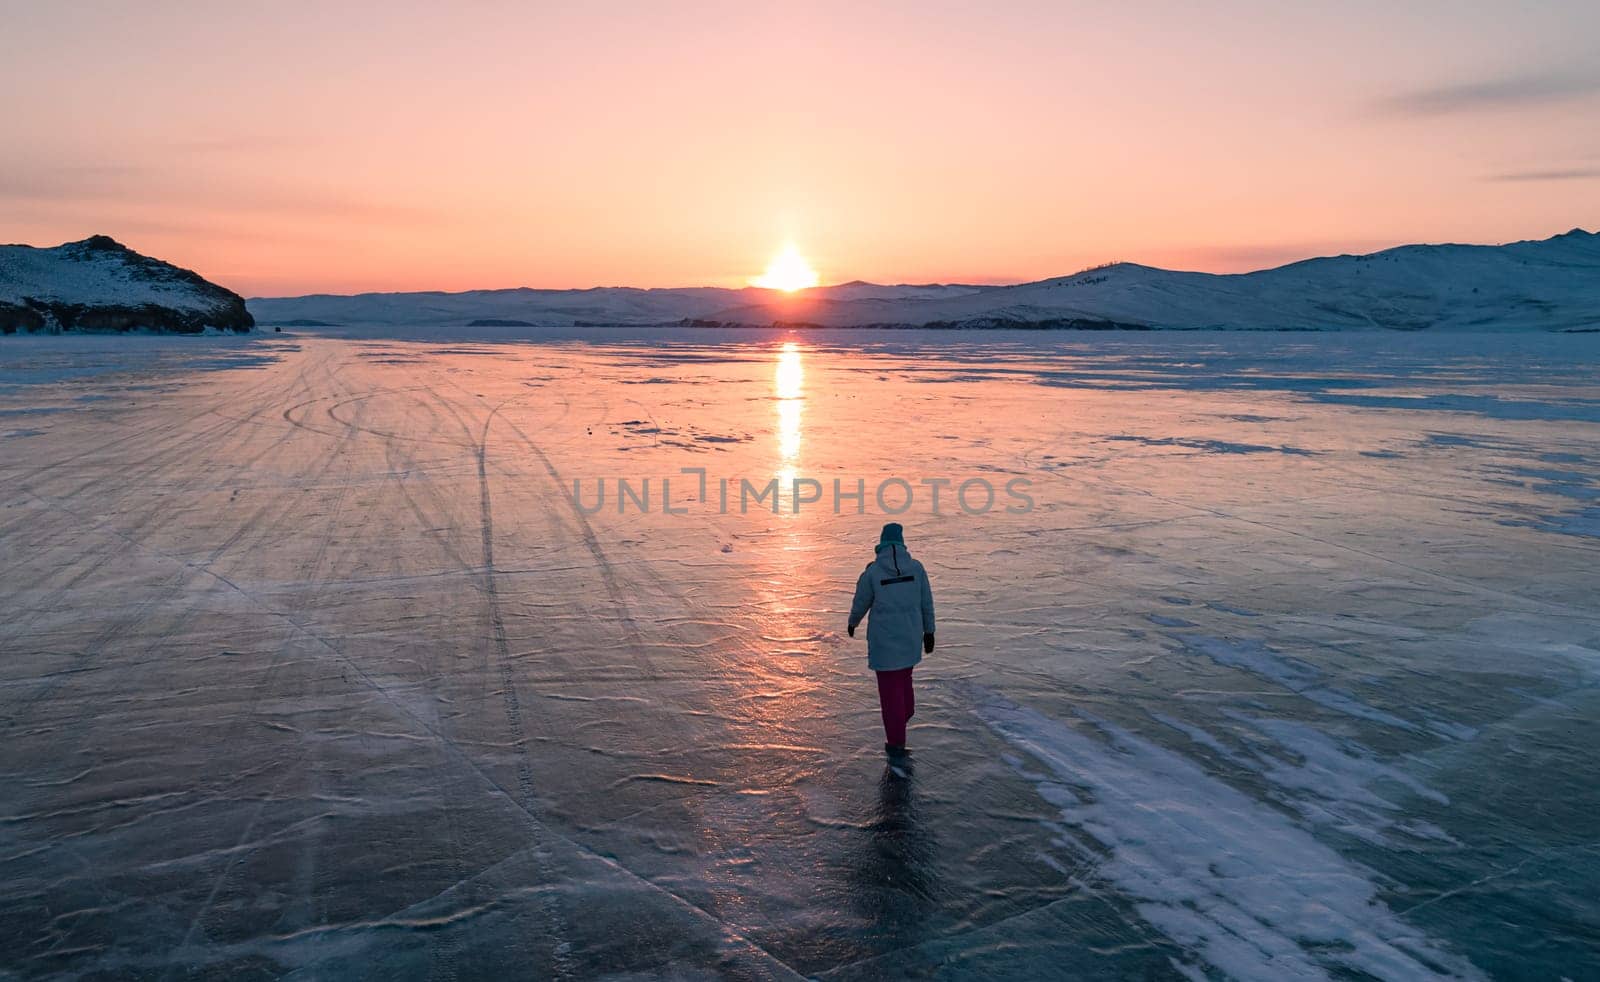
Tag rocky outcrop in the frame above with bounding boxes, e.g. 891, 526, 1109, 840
0, 235, 253, 334
0, 302, 47, 334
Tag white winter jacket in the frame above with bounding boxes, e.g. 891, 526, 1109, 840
848, 543, 935, 671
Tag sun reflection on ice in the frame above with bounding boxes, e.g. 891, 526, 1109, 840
775, 341, 804, 490
726, 339, 830, 758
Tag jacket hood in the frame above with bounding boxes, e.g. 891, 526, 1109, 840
873, 542, 913, 576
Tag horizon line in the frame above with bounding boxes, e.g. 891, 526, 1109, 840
239, 225, 1594, 301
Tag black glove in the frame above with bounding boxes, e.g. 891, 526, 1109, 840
923, 633, 935, 654
847, 623, 856, 638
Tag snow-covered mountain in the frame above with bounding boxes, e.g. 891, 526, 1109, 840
765, 228, 1598, 333
248, 281, 985, 329
254, 226, 1598, 332
0, 236, 253, 334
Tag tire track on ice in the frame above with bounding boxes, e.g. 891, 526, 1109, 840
0, 352, 314, 640
163, 350, 383, 971
472, 399, 578, 981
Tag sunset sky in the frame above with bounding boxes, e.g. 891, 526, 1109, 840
3, 1, 1598, 296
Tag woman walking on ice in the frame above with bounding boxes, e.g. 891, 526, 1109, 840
847, 522, 936, 755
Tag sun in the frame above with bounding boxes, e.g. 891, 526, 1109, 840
751, 243, 820, 292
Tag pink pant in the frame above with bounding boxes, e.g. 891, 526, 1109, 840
875, 667, 915, 746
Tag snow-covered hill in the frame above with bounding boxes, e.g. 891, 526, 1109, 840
774, 228, 1599, 332
0, 236, 253, 334
249, 281, 984, 329
248, 227, 1600, 332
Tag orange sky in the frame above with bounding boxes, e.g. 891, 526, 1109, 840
3, 2, 1598, 297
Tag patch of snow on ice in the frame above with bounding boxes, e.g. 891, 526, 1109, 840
1232, 714, 1456, 847
1148, 614, 1197, 628
1506, 506, 1600, 539
972, 688, 1485, 981
1149, 712, 1241, 761
1177, 635, 1417, 730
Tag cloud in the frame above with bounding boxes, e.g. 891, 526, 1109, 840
0, 163, 144, 202
0, 158, 437, 225
1380, 67, 1600, 116
1484, 167, 1600, 182
164, 135, 324, 155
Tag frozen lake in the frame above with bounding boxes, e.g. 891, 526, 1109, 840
2, 328, 1598, 979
